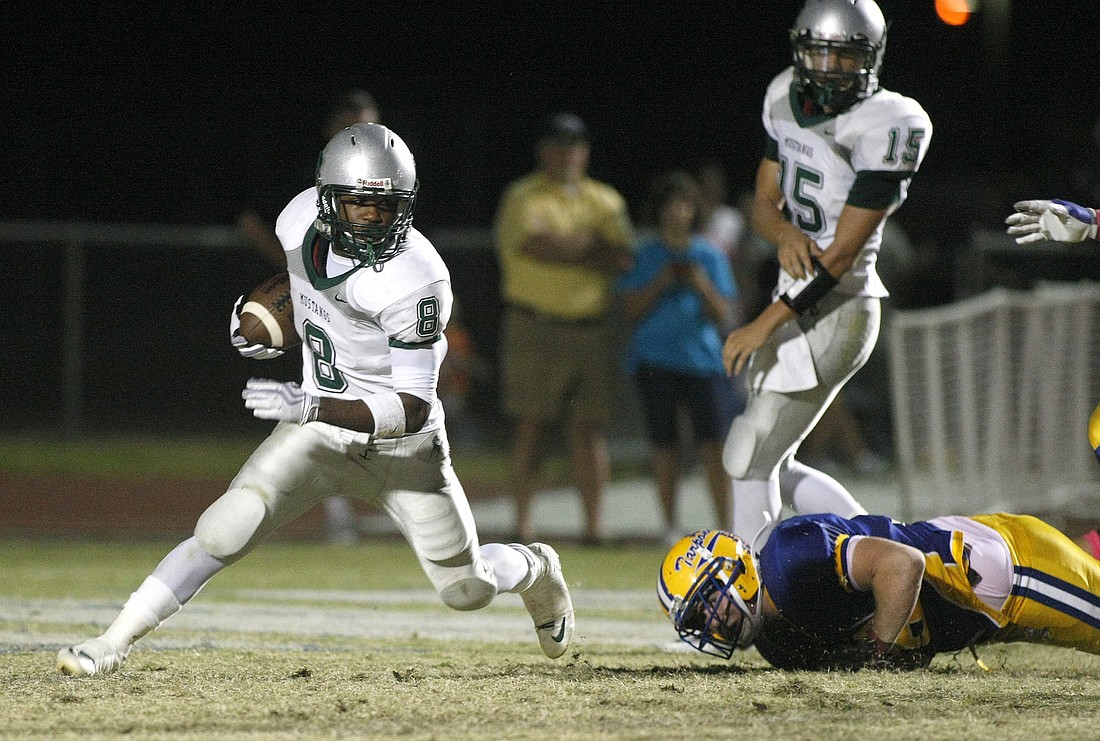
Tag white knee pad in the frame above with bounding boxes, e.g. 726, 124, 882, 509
195, 488, 267, 561
437, 556, 497, 611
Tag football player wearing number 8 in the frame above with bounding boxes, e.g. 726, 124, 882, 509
721, 0, 932, 544
57, 124, 575, 677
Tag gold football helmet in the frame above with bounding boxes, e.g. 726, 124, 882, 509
657, 530, 763, 658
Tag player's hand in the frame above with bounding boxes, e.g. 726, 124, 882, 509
1006, 199, 1098, 244
230, 295, 284, 360
242, 378, 319, 425
776, 232, 822, 280
722, 318, 772, 376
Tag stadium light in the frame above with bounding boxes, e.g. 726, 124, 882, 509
935, 0, 976, 26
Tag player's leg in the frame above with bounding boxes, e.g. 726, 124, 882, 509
58, 422, 343, 676
724, 387, 786, 543
778, 458, 868, 518
724, 296, 878, 542
780, 295, 878, 513
972, 513, 1100, 653
684, 372, 739, 533
568, 319, 615, 544
500, 307, 559, 542
636, 364, 688, 541
381, 428, 574, 658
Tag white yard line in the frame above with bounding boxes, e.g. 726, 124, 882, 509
0, 589, 676, 653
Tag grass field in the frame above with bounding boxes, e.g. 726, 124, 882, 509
5, 537, 1100, 739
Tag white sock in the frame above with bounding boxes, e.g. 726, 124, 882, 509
732, 478, 781, 546
780, 459, 867, 517
481, 543, 535, 593
100, 575, 182, 650
150, 536, 227, 602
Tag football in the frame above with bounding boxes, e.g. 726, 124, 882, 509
237, 272, 300, 349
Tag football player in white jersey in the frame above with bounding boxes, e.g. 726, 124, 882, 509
721, 0, 932, 545
57, 124, 575, 677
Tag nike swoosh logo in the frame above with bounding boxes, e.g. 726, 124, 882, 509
334, 294, 349, 303
539, 619, 567, 643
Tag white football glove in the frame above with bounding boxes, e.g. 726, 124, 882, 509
229, 295, 284, 360
242, 378, 320, 425
1005, 199, 1099, 244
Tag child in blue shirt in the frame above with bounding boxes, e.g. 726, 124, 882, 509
617, 171, 746, 543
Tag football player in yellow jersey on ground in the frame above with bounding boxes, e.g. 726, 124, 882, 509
659, 384, 1100, 669
659, 514, 1100, 671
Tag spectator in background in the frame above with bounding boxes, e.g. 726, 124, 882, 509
493, 112, 634, 544
238, 89, 381, 267
236, 87, 382, 545
438, 300, 489, 447
617, 171, 745, 544
696, 160, 747, 262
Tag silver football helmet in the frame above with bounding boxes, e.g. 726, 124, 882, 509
789, 0, 887, 113
315, 123, 418, 266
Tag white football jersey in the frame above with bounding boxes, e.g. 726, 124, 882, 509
763, 67, 932, 298
274, 187, 451, 431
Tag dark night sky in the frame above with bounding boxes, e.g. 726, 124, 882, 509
5, 3, 1099, 242
2, 2, 1099, 434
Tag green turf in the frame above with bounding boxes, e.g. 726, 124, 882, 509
0, 434, 642, 487
6, 537, 1100, 739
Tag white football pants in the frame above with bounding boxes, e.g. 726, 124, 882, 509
724, 294, 879, 542
191, 420, 499, 611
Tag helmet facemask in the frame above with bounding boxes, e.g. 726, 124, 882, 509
317, 184, 417, 266
792, 35, 880, 112
671, 556, 761, 658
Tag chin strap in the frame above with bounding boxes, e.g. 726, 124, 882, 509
733, 512, 774, 648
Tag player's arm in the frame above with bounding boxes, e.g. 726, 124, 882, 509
315, 393, 429, 434
847, 536, 926, 652
243, 283, 447, 434
721, 156, 808, 375
309, 298, 447, 434
816, 201, 889, 279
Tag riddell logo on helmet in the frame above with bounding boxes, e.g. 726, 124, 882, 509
357, 178, 393, 192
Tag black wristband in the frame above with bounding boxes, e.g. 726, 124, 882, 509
779, 256, 839, 315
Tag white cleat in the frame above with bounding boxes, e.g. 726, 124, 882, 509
520, 543, 575, 659
57, 638, 129, 677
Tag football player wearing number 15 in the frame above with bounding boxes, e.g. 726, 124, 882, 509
57, 124, 575, 677
721, 0, 932, 545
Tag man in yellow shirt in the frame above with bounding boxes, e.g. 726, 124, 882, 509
494, 113, 634, 543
